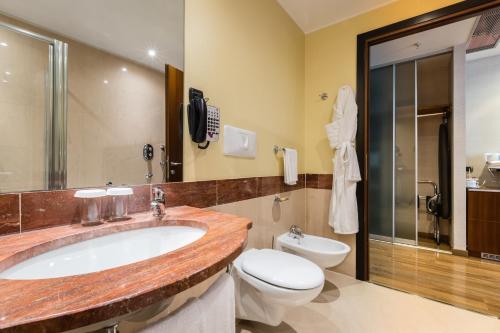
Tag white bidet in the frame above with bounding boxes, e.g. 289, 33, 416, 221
276, 232, 351, 269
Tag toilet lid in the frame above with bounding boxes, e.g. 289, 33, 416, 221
241, 249, 324, 290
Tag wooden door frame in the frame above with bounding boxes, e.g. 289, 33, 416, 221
165, 64, 184, 182
355, 0, 500, 280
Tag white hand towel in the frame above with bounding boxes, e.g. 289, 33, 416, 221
199, 274, 235, 333
139, 274, 235, 333
283, 148, 298, 185
138, 298, 203, 333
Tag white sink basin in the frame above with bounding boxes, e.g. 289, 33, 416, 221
276, 232, 350, 269
0, 226, 206, 280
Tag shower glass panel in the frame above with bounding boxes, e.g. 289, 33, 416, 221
0, 22, 67, 193
394, 61, 417, 244
368, 65, 394, 240
368, 61, 418, 245
0, 26, 50, 192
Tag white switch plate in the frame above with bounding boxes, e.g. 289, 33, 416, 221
223, 125, 256, 158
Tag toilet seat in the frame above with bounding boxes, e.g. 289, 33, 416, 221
241, 249, 324, 290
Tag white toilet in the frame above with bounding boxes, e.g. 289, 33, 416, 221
276, 232, 351, 269
231, 248, 324, 326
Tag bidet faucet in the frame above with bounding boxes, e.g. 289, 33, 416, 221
151, 187, 166, 217
289, 225, 304, 239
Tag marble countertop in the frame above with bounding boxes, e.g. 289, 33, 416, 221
0, 206, 251, 332
467, 187, 500, 193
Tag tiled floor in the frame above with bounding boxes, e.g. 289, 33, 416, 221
237, 270, 500, 333
370, 240, 500, 317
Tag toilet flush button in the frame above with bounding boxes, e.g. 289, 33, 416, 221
223, 125, 256, 158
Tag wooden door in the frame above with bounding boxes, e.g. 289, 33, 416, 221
165, 65, 184, 182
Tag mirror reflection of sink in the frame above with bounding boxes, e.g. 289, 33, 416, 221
0, 226, 206, 280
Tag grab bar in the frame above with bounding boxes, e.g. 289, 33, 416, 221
417, 180, 438, 196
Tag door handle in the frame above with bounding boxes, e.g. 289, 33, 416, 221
170, 162, 182, 166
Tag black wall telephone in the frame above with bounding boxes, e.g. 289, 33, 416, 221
187, 88, 220, 149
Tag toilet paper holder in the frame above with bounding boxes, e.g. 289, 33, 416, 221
274, 194, 289, 203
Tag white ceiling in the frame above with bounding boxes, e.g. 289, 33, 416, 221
0, 0, 184, 72
467, 42, 500, 62
370, 17, 477, 67
277, 0, 396, 33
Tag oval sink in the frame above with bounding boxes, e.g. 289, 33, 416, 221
0, 226, 206, 280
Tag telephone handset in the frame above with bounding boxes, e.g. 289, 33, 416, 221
188, 88, 220, 149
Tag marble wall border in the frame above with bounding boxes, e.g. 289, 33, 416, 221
0, 174, 333, 235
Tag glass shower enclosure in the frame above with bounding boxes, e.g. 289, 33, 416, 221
369, 61, 418, 245
0, 21, 67, 192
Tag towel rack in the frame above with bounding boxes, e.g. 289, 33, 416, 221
273, 145, 285, 154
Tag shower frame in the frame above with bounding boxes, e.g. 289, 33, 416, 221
0, 21, 68, 190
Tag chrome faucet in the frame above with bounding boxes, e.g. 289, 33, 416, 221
289, 225, 304, 239
151, 187, 166, 217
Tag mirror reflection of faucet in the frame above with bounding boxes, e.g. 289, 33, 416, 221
151, 187, 166, 217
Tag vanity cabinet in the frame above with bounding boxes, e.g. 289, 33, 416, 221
467, 189, 500, 257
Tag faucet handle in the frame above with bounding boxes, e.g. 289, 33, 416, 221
151, 187, 166, 217
151, 201, 162, 216
289, 224, 303, 238
152, 187, 165, 203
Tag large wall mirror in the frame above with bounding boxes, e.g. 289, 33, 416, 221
0, 0, 184, 193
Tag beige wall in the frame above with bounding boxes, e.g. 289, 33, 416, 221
304, 0, 461, 175
215, 190, 306, 250
66, 42, 165, 188
183, 0, 305, 181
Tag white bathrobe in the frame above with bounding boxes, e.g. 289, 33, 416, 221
325, 85, 361, 234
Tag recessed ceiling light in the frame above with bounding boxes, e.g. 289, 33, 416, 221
0, 42, 8, 47
121, 67, 127, 72
148, 49, 156, 57
5, 71, 11, 76
103, 80, 109, 84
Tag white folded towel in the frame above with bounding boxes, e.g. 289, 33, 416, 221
199, 273, 235, 333
139, 274, 235, 333
138, 298, 203, 333
283, 148, 298, 185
